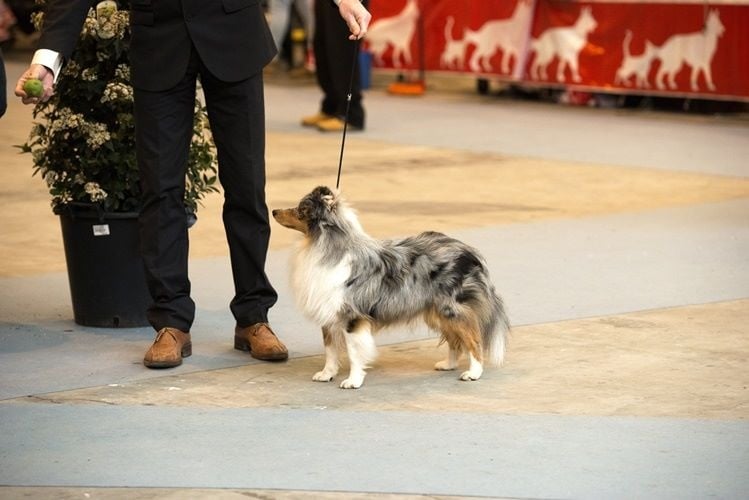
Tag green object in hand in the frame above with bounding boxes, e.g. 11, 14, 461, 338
23, 78, 44, 98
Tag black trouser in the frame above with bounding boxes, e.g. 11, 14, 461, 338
0, 48, 7, 118
134, 46, 277, 333
313, 0, 366, 128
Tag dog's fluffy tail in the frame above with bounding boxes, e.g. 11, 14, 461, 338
481, 289, 510, 366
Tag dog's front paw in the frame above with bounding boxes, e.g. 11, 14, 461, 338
459, 368, 482, 381
339, 374, 364, 389
434, 359, 457, 371
312, 369, 337, 382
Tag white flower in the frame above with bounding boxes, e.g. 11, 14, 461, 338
82, 16, 98, 37
101, 81, 133, 103
55, 192, 74, 206
85, 182, 108, 202
43, 171, 56, 188
61, 60, 81, 79
115, 64, 130, 81
49, 108, 78, 134
84, 122, 111, 149
97, 20, 116, 39
81, 68, 98, 81
31, 12, 44, 31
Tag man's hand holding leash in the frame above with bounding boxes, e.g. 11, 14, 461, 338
335, 0, 371, 40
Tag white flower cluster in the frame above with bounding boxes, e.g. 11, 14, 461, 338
56, 192, 74, 205
97, 21, 117, 40
81, 68, 98, 81
31, 11, 43, 32
81, 6, 129, 41
85, 122, 111, 149
44, 170, 73, 204
48, 107, 85, 134
82, 16, 99, 37
100, 81, 133, 104
85, 182, 108, 202
48, 107, 112, 150
101, 10, 129, 40
63, 60, 81, 78
115, 64, 130, 81
43, 170, 56, 188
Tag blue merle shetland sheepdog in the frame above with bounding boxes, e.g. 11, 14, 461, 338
272, 186, 509, 389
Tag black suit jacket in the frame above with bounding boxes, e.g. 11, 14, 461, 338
39, 0, 277, 91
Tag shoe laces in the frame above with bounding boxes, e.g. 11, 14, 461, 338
154, 328, 177, 344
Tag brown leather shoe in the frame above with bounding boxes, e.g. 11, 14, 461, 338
143, 327, 191, 369
234, 323, 288, 361
316, 117, 363, 133
301, 111, 333, 127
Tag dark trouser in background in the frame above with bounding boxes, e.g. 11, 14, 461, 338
0, 48, 6, 118
313, 0, 367, 129
134, 46, 277, 333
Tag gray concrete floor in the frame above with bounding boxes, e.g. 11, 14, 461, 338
1, 53, 748, 499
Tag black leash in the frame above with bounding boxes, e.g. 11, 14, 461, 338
336, 39, 361, 190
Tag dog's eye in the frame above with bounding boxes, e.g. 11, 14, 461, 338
298, 199, 316, 220
296, 205, 309, 220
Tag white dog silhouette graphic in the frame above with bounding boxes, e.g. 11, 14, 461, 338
529, 6, 598, 82
366, 0, 420, 68
614, 30, 658, 88
463, 0, 533, 75
653, 9, 725, 91
440, 16, 467, 70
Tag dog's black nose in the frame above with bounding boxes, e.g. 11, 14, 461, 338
271, 209, 279, 216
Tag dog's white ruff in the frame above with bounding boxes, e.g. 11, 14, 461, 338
292, 242, 351, 327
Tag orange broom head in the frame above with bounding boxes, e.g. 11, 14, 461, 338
387, 81, 426, 96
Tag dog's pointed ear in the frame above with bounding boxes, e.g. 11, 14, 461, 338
322, 192, 339, 210
314, 186, 339, 211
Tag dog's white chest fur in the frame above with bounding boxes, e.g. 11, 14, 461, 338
291, 242, 350, 327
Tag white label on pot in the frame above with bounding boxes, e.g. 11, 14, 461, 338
92, 224, 110, 236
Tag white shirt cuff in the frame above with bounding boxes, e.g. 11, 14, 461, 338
31, 49, 64, 83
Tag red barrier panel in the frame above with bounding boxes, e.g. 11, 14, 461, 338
366, 0, 749, 101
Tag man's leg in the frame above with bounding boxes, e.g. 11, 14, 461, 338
198, 67, 278, 328
0, 48, 7, 118
268, 0, 293, 54
198, 64, 286, 361
313, 0, 365, 129
134, 60, 198, 334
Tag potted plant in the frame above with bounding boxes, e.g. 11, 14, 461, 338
18, 0, 218, 327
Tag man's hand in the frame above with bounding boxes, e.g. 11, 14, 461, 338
15, 65, 55, 105
337, 0, 371, 40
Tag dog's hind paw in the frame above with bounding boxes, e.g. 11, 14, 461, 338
459, 369, 482, 381
340, 376, 364, 389
313, 370, 336, 382
434, 359, 457, 371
